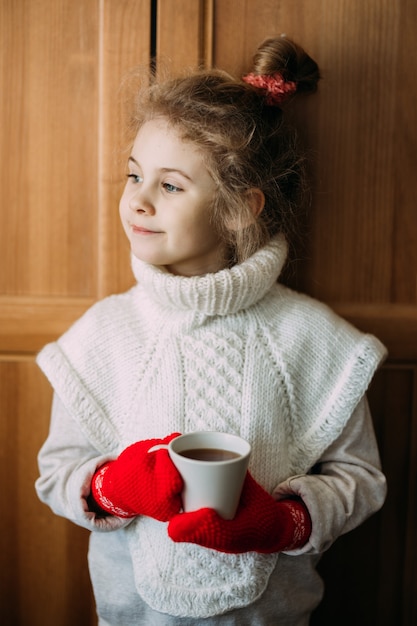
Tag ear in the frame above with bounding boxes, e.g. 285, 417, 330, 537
226, 188, 265, 231
245, 188, 265, 220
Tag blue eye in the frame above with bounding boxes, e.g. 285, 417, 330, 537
163, 182, 182, 193
127, 173, 142, 184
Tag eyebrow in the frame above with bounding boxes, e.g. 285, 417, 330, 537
128, 156, 193, 181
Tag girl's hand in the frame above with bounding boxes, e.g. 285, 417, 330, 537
91, 433, 183, 520
168, 472, 311, 553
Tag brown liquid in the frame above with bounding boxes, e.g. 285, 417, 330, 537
178, 448, 241, 462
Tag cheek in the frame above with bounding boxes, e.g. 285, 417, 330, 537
195, 206, 219, 240
189, 221, 220, 250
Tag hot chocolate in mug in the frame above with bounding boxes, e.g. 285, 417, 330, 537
150, 431, 251, 520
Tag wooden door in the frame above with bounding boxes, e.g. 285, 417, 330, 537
1, 1, 416, 625
1, 1, 149, 624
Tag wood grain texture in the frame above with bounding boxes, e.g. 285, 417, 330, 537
157, 0, 206, 74
333, 303, 417, 361
0, 360, 94, 625
1, 0, 99, 298
0, 296, 94, 353
391, 0, 417, 303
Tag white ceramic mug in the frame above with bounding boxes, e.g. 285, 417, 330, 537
151, 431, 251, 520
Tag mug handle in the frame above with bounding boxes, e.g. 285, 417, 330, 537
147, 444, 169, 453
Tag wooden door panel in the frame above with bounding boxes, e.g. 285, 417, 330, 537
0, 359, 94, 625
1, 0, 99, 298
157, 0, 213, 72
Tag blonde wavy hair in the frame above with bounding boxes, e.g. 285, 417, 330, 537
126, 36, 320, 265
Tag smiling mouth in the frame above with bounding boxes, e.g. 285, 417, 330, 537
131, 225, 160, 235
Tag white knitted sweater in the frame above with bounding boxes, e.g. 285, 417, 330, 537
37, 235, 386, 618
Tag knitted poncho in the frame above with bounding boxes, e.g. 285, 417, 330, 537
37, 235, 386, 618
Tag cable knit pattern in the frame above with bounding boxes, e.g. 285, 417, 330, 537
36, 235, 387, 618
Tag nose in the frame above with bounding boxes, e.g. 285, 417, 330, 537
129, 185, 155, 214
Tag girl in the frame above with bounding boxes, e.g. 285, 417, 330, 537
36, 36, 387, 625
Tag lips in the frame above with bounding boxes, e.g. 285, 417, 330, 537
131, 224, 159, 235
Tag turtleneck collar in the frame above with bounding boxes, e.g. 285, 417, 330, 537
130, 235, 288, 316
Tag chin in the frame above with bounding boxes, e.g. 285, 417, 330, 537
130, 248, 166, 267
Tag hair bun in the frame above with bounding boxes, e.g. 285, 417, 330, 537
250, 35, 320, 96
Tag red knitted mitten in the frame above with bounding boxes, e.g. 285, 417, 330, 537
91, 433, 183, 521
168, 472, 311, 553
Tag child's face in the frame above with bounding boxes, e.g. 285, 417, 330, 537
119, 117, 227, 276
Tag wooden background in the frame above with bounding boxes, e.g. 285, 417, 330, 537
1, 1, 416, 624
